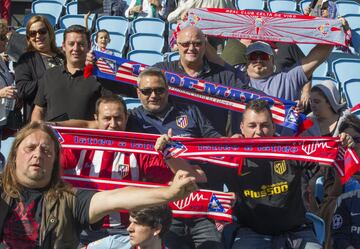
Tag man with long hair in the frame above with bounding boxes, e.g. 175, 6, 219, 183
0, 122, 197, 248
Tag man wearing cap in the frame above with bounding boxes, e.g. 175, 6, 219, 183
236, 41, 333, 102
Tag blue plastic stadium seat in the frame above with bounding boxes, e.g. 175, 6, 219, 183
342, 78, 360, 108
267, 0, 297, 12
236, 0, 264, 10
132, 17, 165, 35
332, 58, 360, 86
96, 16, 129, 35
127, 50, 164, 65
165, 51, 180, 62
55, 28, 64, 47
299, 0, 312, 14
66, 1, 78, 15
305, 212, 325, 245
59, 14, 95, 29
129, 33, 164, 53
32, 0, 64, 24
336, 0, 360, 16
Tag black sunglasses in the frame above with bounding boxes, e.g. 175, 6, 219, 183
139, 87, 167, 96
28, 27, 48, 38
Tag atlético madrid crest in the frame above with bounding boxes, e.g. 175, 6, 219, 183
176, 115, 188, 129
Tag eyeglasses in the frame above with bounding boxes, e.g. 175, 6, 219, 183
247, 52, 271, 61
28, 27, 48, 38
139, 87, 167, 96
177, 41, 203, 48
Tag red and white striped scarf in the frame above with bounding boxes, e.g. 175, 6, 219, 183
63, 174, 234, 222
172, 8, 347, 47
54, 127, 360, 184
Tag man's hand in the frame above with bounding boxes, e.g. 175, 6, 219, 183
86, 50, 96, 66
166, 170, 198, 201
155, 128, 173, 152
340, 132, 355, 148
0, 85, 17, 99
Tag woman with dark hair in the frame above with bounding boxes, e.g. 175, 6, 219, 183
14, 15, 64, 125
307, 80, 353, 249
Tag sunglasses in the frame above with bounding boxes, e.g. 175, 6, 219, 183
139, 87, 167, 96
28, 27, 48, 38
247, 53, 271, 61
177, 41, 203, 48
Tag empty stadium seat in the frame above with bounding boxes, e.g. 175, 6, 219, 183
96, 16, 129, 35
129, 33, 164, 52
55, 28, 64, 47
336, 0, 360, 16
235, 0, 264, 10
59, 14, 95, 29
23, 13, 57, 27
122, 97, 141, 110
299, 0, 312, 14
305, 212, 325, 245
267, 0, 297, 12
343, 13, 360, 30
165, 51, 180, 62
297, 43, 315, 55
342, 78, 360, 107
66, 1, 78, 15
127, 50, 164, 65
32, 0, 64, 24
332, 58, 360, 86
132, 18, 166, 35
312, 61, 328, 77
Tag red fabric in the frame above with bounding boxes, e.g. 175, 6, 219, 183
83, 64, 94, 78
1, 0, 11, 23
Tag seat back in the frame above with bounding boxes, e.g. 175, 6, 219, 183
132, 18, 165, 35
299, 0, 312, 14
267, 0, 297, 12
96, 16, 129, 35
343, 13, 360, 30
66, 1, 78, 15
336, 0, 360, 16
332, 58, 360, 86
55, 28, 64, 47
236, 0, 264, 10
129, 33, 164, 52
343, 78, 360, 108
312, 61, 328, 77
32, 0, 64, 24
127, 50, 164, 65
305, 212, 325, 245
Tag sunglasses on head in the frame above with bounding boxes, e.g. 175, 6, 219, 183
247, 52, 271, 61
177, 41, 203, 48
139, 87, 167, 96
28, 27, 48, 38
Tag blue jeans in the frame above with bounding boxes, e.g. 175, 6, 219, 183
164, 218, 224, 249
231, 225, 322, 249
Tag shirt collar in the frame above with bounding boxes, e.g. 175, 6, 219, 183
178, 57, 211, 77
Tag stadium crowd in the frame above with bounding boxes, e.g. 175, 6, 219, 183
1, 0, 360, 248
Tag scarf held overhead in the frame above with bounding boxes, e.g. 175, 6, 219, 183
183, 8, 347, 46
63, 174, 234, 222
54, 127, 360, 184
91, 51, 306, 132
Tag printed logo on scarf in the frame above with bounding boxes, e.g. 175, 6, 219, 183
176, 115, 189, 129
274, 160, 287, 175
116, 163, 130, 178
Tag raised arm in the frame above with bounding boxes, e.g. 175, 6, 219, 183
88, 170, 197, 224
31, 105, 45, 122
54, 119, 98, 129
301, 43, 333, 79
